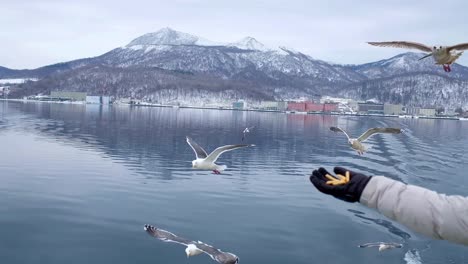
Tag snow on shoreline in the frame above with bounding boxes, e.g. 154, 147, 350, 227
0, 78, 38, 84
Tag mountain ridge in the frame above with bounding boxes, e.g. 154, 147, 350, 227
4, 27, 468, 108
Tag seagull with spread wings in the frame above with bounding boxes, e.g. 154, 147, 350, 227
241, 126, 255, 141
186, 136, 254, 174
368, 41, 468, 72
358, 242, 403, 252
329, 127, 402, 155
144, 225, 239, 264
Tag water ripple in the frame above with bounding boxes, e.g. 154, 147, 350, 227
1, 101, 467, 264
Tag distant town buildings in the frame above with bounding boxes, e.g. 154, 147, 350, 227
405, 107, 435, 117
25, 91, 111, 105
287, 102, 305, 112
254, 101, 288, 111
305, 102, 323, 112
260, 101, 280, 110
249, 97, 443, 117
287, 101, 338, 112
318, 96, 358, 113
232, 101, 246, 110
15, 90, 458, 118
358, 102, 384, 114
50, 91, 87, 101
419, 108, 436, 117
405, 106, 420, 116
383, 104, 404, 115
277, 101, 288, 111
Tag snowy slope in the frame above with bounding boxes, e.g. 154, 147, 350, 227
227, 37, 271, 51
0, 78, 37, 84
126, 27, 223, 47
339, 72, 468, 108
349, 52, 468, 80
8, 65, 277, 104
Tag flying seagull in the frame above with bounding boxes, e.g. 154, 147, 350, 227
186, 136, 254, 174
329, 127, 402, 155
358, 242, 403, 252
241, 126, 255, 141
368, 41, 468, 72
144, 224, 239, 264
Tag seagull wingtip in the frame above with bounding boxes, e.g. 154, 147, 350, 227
367, 42, 382, 46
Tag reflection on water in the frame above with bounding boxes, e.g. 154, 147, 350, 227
348, 209, 411, 241
0, 101, 467, 264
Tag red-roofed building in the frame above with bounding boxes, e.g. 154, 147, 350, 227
305, 102, 323, 112
287, 102, 306, 112
323, 103, 338, 112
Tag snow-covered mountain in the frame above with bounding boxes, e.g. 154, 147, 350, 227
98, 28, 364, 84
126, 27, 223, 47
349, 52, 468, 80
0, 58, 93, 79
340, 73, 468, 108
127, 28, 272, 51
228, 37, 271, 51
340, 53, 468, 108
5, 27, 468, 108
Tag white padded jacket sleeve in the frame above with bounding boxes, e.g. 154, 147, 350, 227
360, 176, 468, 246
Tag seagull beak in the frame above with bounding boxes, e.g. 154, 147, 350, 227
418, 53, 432, 60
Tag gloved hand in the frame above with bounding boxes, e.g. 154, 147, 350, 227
309, 167, 372, 203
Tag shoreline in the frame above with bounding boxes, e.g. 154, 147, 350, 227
1, 98, 465, 121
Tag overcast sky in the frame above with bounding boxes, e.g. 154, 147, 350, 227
2, 0, 468, 69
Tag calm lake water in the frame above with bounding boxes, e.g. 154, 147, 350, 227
0, 101, 467, 264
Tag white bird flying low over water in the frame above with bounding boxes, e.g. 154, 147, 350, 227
144, 224, 239, 264
186, 136, 254, 174
241, 126, 255, 141
330, 127, 402, 155
368, 41, 468, 72
358, 242, 403, 252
